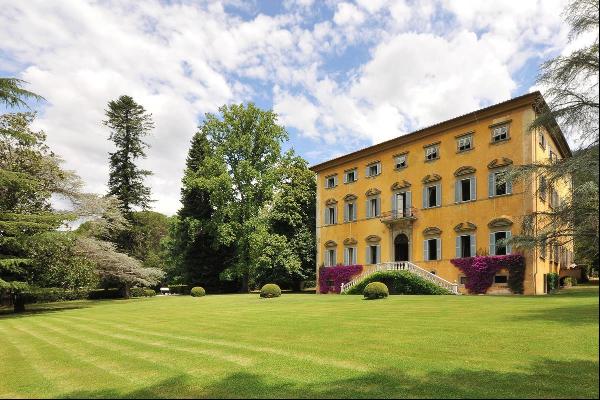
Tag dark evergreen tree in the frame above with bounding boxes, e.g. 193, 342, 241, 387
104, 95, 154, 215
165, 130, 234, 292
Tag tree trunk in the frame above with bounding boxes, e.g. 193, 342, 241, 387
13, 293, 25, 313
122, 284, 131, 299
291, 279, 302, 292
240, 274, 249, 293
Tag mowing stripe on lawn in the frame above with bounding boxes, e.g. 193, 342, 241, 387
40, 316, 254, 367
60, 314, 369, 372
24, 319, 201, 383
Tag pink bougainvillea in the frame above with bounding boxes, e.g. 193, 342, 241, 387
318, 265, 363, 294
451, 254, 525, 294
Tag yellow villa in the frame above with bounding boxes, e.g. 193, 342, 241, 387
311, 92, 574, 295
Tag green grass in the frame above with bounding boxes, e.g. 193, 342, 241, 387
1, 287, 598, 399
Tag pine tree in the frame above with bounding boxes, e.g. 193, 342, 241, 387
166, 130, 233, 291
104, 95, 154, 215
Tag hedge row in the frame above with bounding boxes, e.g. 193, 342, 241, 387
21, 287, 157, 303
130, 287, 157, 297
345, 271, 451, 295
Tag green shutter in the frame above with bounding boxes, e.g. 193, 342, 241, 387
489, 233, 496, 255
456, 236, 461, 258
455, 180, 461, 203
423, 240, 429, 261
488, 172, 495, 197
470, 234, 477, 257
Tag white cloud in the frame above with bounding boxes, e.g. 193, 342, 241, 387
0, 0, 572, 213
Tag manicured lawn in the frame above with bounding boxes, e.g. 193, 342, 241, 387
1, 287, 598, 399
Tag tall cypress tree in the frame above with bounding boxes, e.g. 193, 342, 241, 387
104, 95, 154, 214
166, 130, 234, 292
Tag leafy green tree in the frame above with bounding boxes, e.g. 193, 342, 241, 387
250, 153, 316, 289
104, 95, 154, 214
0, 78, 44, 109
510, 0, 599, 268
165, 130, 233, 290
196, 103, 287, 292
120, 211, 170, 269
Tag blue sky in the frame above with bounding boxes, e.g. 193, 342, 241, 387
0, 0, 571, 215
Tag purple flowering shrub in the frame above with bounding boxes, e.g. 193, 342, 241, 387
318, 265, 363, 294
451, 254, 525, 294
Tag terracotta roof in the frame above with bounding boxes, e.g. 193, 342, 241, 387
310, 91, 571, 172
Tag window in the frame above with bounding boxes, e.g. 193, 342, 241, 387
539, 132, 546, 149
489, 171, 512, 197
423, 184, 441, 208
457, 135, 473, 152
395, 154, 407, 169
425, 145, 439, 161
344, 247, 357, 265
539, 176, 547, 202
494, 275, 508, 284
366, 162, 381, 177
460, 276, 468, 285
553, 243, 559, 263
325, 175, 337, 188
344, 202, 357, 222
455, 176, 476, 203
325, 248, 336, 266
456, 234, 476, 258
393, 191, 412, 216
491, 124, 509, 142
344, 169, 357, 183
424, 237, 441, 261
325, 206, 337, 225
549, 150, 558, 163
366, 244, 380, 264
366, 197, 381, 218
489, 231, 512, 255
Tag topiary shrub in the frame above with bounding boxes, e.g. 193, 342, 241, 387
190, 287, 206, 297
363, 282, 389, 300
260, 284, 281, 298
346, 271, 451, 295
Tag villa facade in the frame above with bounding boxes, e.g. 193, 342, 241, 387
311, 92, 573, 295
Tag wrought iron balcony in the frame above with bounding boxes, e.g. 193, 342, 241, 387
379, 207, 418, 225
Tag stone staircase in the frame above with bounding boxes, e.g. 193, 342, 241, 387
340, 261, 459, 294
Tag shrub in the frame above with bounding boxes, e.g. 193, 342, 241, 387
260, 284, 281, 298
547, 273, 560, 292
190, 287, 206, 297
318, 265, 363, 293
22, 288, 90, 303
363, 282, 389, 300
563, 277, 577, 287
144, 289, 156, 296
88, 288, 122, 299
346, 271, 451, 295
169, 284, 189, 295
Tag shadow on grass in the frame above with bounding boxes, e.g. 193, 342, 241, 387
512, 286, 599, 326
0, 301, 94, 319
60, 358, 598, 399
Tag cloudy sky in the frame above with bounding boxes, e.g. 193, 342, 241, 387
1, 0, 571, 215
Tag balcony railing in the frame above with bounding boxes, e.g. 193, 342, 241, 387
379, 207, 418, 224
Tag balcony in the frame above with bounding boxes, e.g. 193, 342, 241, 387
379, 207, 418, 226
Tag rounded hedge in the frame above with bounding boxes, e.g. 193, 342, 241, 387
144, 289, 156, 297
260, 284, 281, 298
363, 282, 389, 300
190, 286, 206, 297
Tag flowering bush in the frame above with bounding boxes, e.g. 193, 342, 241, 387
451, 254, 525, 294
318, 265, 363, 293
